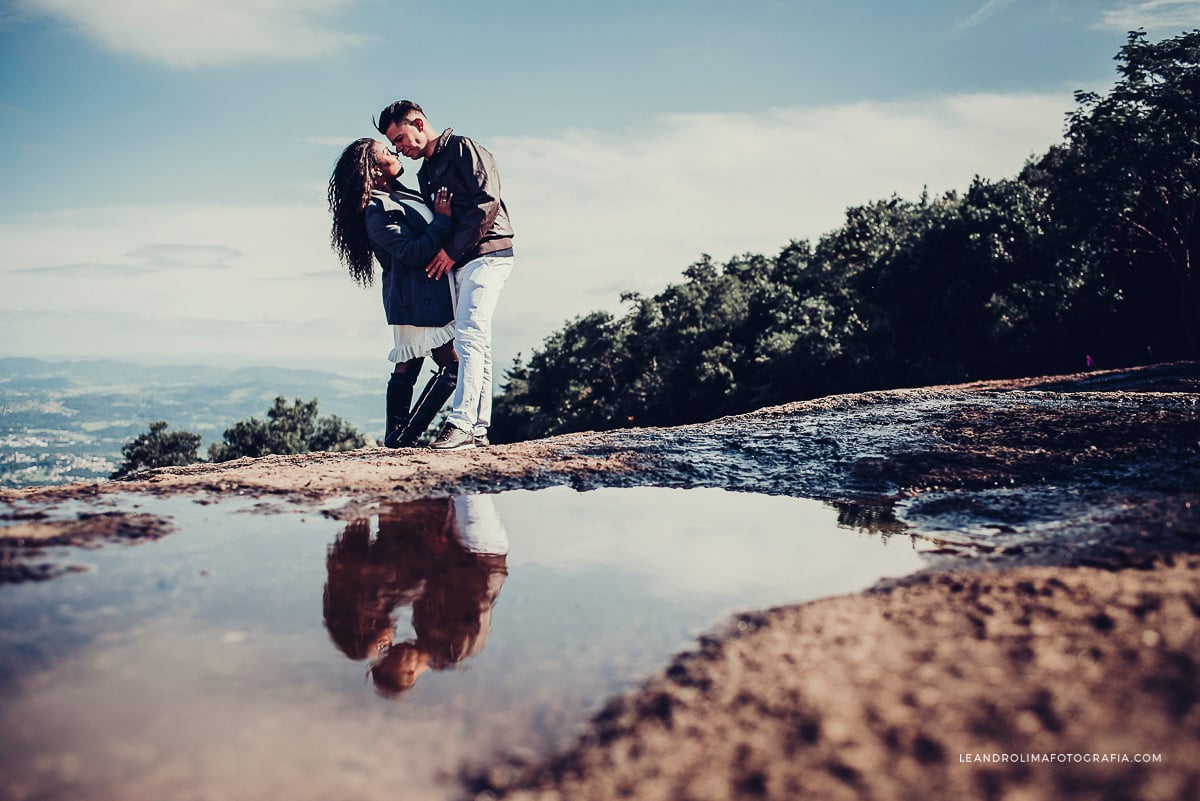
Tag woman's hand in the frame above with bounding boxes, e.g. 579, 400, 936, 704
433, 186, 452, 217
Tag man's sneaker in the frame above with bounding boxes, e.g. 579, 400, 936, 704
430, 423, 476, 451
474, 433, 491, 448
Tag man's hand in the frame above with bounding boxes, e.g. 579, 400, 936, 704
426, 249, 455, 280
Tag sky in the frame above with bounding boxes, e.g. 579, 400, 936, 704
2, 0, 1199, 380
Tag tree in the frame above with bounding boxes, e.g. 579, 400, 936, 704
491, 312, 626, 442
492, 30, 1200, 443
1043, 29, 1200, 362
208, 396, 365, 462
110, 420, 202, 479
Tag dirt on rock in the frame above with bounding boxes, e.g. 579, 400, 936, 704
463, 558, 1200, 801
2, 361, 1199, 800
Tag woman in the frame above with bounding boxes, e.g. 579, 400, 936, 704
328, 138, 457, 447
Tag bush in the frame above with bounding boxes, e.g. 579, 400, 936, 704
208, 396, 365, 462
110, 420, 202, 479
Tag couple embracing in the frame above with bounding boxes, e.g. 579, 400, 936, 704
328, 101, 514, 451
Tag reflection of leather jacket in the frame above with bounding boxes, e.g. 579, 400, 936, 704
364, 187, 455, 326
416, 550, 507, 668
417, 128, 514, 268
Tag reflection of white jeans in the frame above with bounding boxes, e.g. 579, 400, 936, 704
452, 495, 509, 555
448, 253, 513, 435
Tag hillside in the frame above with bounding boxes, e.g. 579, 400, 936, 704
0, 357, 380, 487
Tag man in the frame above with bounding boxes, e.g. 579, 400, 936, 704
376, 100, 514, 451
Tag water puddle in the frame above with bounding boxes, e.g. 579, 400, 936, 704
0, 486, 930, 800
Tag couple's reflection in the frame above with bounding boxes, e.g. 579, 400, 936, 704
323, 495, 508, 696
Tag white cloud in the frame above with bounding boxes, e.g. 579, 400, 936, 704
0, 92, 1072, 374
493, 91, 1071, 356
1095, 0, 1200, 34
0, 307, 384, 373
17, 0, 369, 67
125, 243, 242, 270
956, 0, 1017, 31
20, 243, 243, 275
0, 202, 388, 373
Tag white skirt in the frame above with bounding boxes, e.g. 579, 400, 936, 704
387, 272, 457, 363
388, 321, 456, 363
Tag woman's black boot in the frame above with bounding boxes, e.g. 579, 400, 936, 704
383, 368, 420, 448
396, 365, 458, 447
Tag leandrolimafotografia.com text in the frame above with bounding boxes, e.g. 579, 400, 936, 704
959, 753, 1163, 765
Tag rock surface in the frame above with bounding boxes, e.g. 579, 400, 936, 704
464, 559, 1200, 801
2, 362, 1199, 800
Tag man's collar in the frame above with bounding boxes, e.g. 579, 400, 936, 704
430, 127, 455, 157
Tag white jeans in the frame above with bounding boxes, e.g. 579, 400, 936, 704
447, 252, 513, 435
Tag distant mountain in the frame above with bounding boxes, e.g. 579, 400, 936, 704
0, 358, 384, 488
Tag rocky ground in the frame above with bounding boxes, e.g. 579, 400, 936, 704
2, 361, 1199, 800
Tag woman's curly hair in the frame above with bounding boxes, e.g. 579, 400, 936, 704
328, 138, 380, 287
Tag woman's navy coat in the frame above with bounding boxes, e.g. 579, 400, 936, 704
364, 188, 455, 327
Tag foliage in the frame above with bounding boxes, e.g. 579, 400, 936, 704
493, 30, 1200, 444
1037, 29, 1200, 362
110, 420, 203, 479
208, 396, 365, 462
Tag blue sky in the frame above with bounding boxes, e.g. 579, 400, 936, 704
2, 0, 1199, 377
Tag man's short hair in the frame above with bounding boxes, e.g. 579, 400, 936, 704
375, 100, 424, 135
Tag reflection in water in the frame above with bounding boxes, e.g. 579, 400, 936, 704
323, 496, 509, 696
831, 501, 907, 538
0, 487, 931, 801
